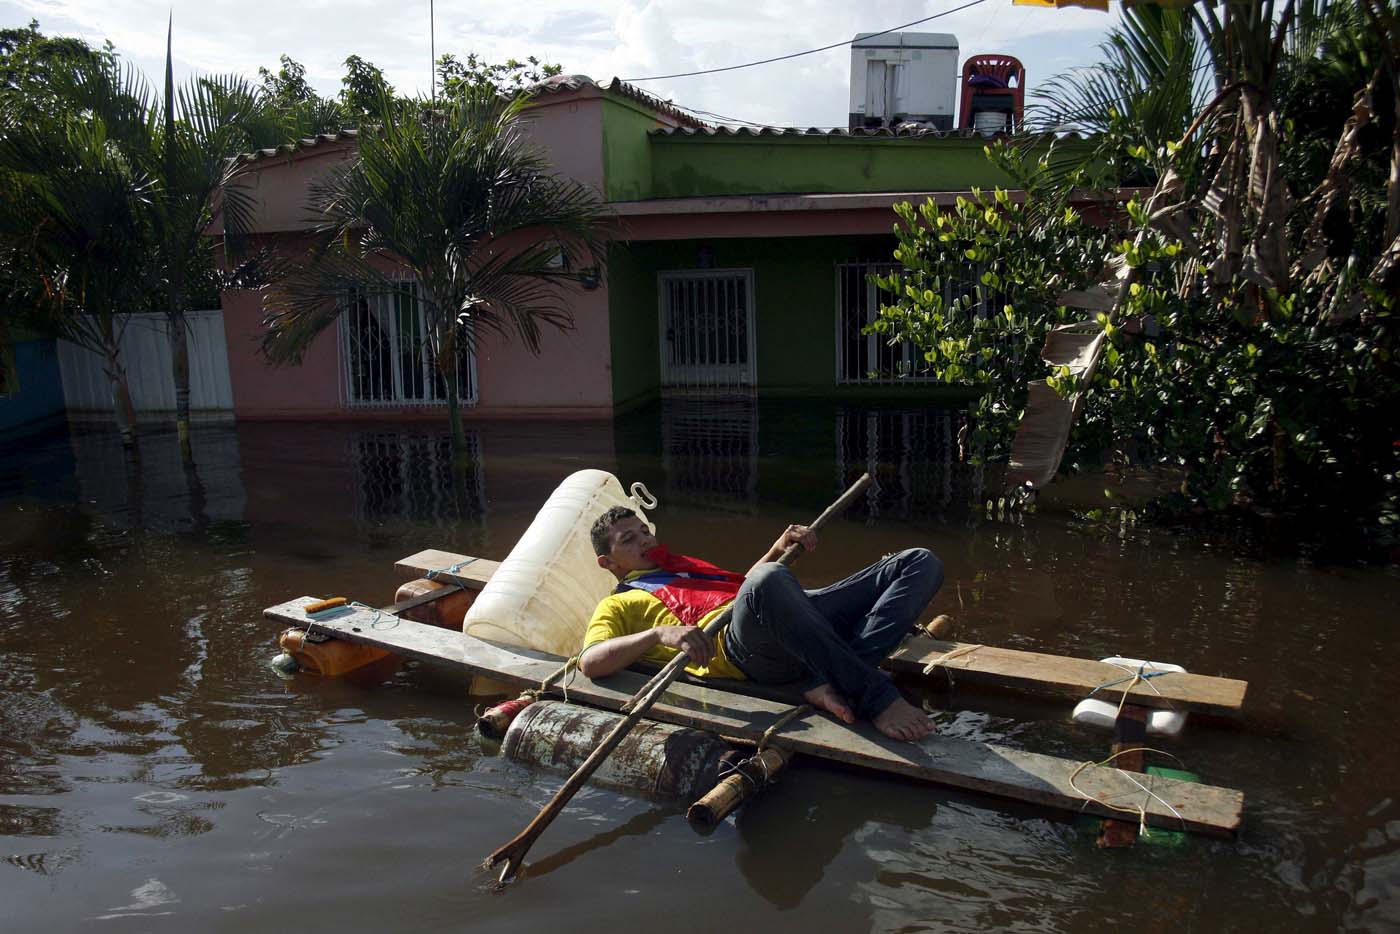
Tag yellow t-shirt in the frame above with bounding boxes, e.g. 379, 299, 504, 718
582, 575, 746, 681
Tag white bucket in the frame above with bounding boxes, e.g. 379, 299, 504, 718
973, 110, 1007, 137
462, 470, 653, 657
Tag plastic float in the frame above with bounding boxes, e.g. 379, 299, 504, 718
501, 701, 732, 800
1072, 657, 1189, 737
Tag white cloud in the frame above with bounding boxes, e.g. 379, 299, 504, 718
4, 0, 1123, 126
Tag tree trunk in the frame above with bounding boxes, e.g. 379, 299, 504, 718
100, 315, 138, 448
169, 310, 193, 462
106, 352, 138, 448
434, 319, 468, 453
444, 352, 467, 453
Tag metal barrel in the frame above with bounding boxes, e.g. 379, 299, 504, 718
501, 701, 733, 801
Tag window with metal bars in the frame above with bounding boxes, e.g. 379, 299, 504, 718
835, 262, 1000, 384
339, 280, 477, 407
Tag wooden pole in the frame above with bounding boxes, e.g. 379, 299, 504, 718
483, 473, 872, 885
1099, 705, 1149, 848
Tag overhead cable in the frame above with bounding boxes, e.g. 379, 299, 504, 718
621, 0, 991, 83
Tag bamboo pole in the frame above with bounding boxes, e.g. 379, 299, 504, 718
687, 747, 792, 828
483, 472, 872, 886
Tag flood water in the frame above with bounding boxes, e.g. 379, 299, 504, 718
2, 400, 1397, 933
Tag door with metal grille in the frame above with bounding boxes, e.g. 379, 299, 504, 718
658, 270, 755, 392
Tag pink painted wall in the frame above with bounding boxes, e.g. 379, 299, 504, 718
473, 283, 612, 413
235, 144, 358, 232
220, 272, 345, 418
521, 91, 605, 192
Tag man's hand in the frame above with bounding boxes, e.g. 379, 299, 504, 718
654, 625, 715, 666
748, 523, 818, 575
579, 624, 715, 678
777, 524, 818, 554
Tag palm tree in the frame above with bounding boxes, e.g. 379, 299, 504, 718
63, 25, 263, 460
0, 98, 157, 447
259, 86, 611, 451
1028, 4, 1212, 183
151, 32, 261, 461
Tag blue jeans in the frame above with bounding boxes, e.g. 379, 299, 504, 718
722, 548, 943, 719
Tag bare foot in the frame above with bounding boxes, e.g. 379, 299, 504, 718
872, 696, 935, 742
802, 683, 855, 724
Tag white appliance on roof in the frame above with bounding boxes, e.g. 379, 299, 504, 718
848, 32, 960, 131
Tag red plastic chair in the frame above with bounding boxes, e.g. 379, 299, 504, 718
958, 54, 1026, 133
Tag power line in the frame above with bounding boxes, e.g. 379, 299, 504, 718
621, 0, 991, 83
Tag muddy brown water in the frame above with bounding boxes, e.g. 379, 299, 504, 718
1, 400, 1396, 932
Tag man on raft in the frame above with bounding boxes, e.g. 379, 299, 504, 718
578, 506, 943, 742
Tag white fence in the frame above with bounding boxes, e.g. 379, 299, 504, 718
56, 310, 234, 415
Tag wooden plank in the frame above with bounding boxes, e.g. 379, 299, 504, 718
265, 598, 1243, 837
394, 550, 500, 590
887, 636, 1248, 717
1099, 706, 1148, 848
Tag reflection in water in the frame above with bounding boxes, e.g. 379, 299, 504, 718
735, 766, 934, 910
350, 429, 485, 530
519, 807, 670, 882
835, 406, 966, 520
628, 398, 975, 522
1, 409, 1399, 931
661, 398, 759, 514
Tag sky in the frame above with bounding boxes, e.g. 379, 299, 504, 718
3, 0, 1122, 128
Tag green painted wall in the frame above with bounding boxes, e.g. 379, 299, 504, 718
606, 242, 662, 410
606, 235, 975, 408
647, 135, 1076, 198
603, 94, 1097, 201
600, 98, 659, 202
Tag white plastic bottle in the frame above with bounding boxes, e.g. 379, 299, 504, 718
463, 469, 653, 657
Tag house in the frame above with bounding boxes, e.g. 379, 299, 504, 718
218, 74, 1103, 421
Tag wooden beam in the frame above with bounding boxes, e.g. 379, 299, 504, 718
394, 549, 500, 590
887, 636, 1248, 717
264, 598, 1244, 838
1099, 706, 1148, 848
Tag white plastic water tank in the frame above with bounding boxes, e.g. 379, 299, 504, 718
848, 32, 959, 131
463, 470, 653, 657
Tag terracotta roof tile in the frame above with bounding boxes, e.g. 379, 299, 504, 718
237, 128, 360, 165
530, 74, 709, 129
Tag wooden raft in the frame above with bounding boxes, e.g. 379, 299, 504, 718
265, 598, 1243, 837
397, 549, 1249, 717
